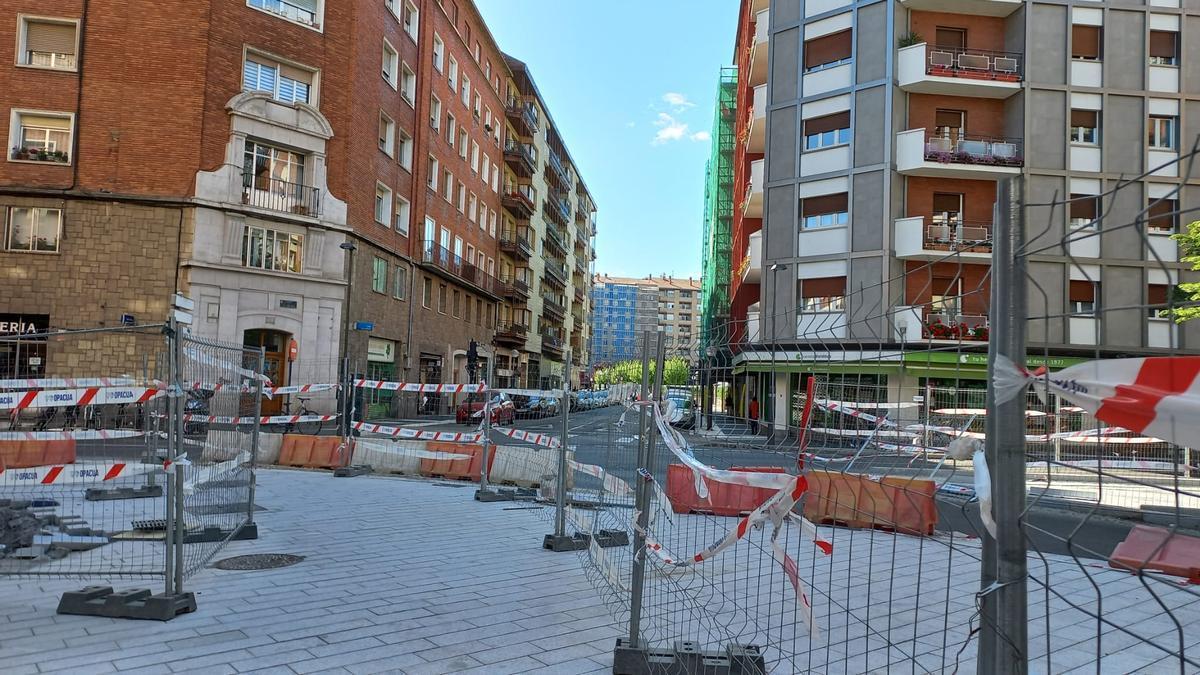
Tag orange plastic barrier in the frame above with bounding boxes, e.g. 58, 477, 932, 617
0, 439, 77, 469
1110, 524, 1200, 582
665, 465, 787, 517
803, 470, 938, 536
277, 434, 349, 469
419, 442, 496, 482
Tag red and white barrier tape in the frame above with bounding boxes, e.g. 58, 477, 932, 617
0, 429, 145, 441
932, 407, 1049, 418
568, 459, 632, 497
0, 377, 141, 389
353, 380, 486, 393
494, 387, 565, 398
352, 421, 483, 442
0, 386, 162, 412
492, 427, 561, 448
0, 461, 156, 486
182, 414, 338, 425
815, 399, 896, 429
265, 383, 338, 397
808, 427, 918, 440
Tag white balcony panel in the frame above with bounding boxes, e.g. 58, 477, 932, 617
805, 0, 851, 17
797, 311, 847, 339
749, 10, 768, 86
1148, 319, 1177, 349
796, 259, 846, 280
1070, 60, 1103, 88
898, 0, 1021, 17
1149, 150, 1179, 177
748, 85, 766, 154
743, 159, 764, 218
897, 44, 1020, 99
894, 217, 926, 260
746, 309, 761, 343
800, 145, 850, 177
1067, 227, 1100, 259
797, 226, 848, 258
1149, 66, 1180, 93
742, 230, 762, 284
893, 306, 925, 342
1150, 0, 1181, 8
1069, 316, 1100, 346
895, 128, 1021, 179
803, 63, 852, 98
894, 216, 992, 261
1147, 233, 1178, 263
1070, 146, 1101, 173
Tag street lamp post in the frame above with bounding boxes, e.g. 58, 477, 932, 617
339, 240, 357, 438
768, 262, 788, 440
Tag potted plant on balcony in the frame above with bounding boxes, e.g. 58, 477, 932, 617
965, 324, 989, 341
926, 319, 957, 340
898, 32, 923, 49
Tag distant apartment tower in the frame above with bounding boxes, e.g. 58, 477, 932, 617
728, 0, 1200, 427
590, 274, 701, 365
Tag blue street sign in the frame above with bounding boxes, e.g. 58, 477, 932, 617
354, 321, 375, 331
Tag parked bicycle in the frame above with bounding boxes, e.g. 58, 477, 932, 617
276, 396, 325, 435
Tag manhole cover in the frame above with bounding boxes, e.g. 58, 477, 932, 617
213, 553, 304, 571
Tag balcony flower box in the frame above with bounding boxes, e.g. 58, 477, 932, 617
926, 319, 988, 341
11, 147, 68, 163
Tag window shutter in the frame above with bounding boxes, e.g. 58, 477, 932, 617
1149, 31, 1177, 59
1069, 280, 1095, 302
804, 30, 852, 68
19, 114, 71, 130
1069, 194, 1097, 220
934, 28, 966, 50
1070, 109, 1097, 128
932, 193, 962, 213
1072, 25, 1101, 59
935, 110, 963, 129
1148, 199, 1177, 230
802, 276, 846, 298
1148, 284, 1169, 306
932, 277, 959, 296
801, 193, 848, 217
803, 111, 850, 136
25, 21, 76, 55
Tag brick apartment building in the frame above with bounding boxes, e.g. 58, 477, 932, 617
0, 0, 595, 408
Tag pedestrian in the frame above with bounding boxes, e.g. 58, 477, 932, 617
724, 392, 733, 413
749, 395, 760, 434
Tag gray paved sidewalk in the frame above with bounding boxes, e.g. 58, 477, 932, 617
1, 469, 619, 674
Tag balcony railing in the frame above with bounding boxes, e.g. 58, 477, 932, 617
923, 133, 1023, 167
418, 240, 501, 297
925, 46, 1022, 82
547, 152, 571, 188
500, 229, 533, 260
542, 295, 566, 320
504, 139, 536, 175
505, 99, 539, 136
26, 51, 77, 70
248, 0, 320, 27
923, 219, 993, 252
543, 260, 567, 286
925, 312, 990, 342
541, 331, 565, 354
574, 256, 588, 276
544, 190, 571, 225
574, 285, 585, 303
501, 277, 531, 301
544, 226, 568, 255
242, 172, 321, 217
501, 183, 536, 217
495, 322, 528, 344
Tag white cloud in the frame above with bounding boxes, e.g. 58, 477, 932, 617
662, 92, 695, 110
626, 121, 637, 128
652, 112, 689, 145
690, 131, 711, 142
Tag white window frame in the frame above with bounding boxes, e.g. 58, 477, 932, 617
242, 224, 304, 273
397, 128, 413, 170
444, 170, 454, 202
427, 155, 439, 191
1149, 115, 1177, 150
429, 94, 442, 131
243, 49, 319, 107
382, 39, 399, 88
447, 113, 457, 147
473, 93, 481, 119
400, 62, 416, 105
375, 183, 393, 225
432, 34, 445, 72
470, 141, 480, 173
378, 111, 395, 157
458, 130, 468, 159
4, 206, 62, 253
395, 195, 411, 235
489, 210, 497, 237
15, 15, 80, 72
478, 204, 487, 230
448, 56, 459, 94
457, 181, 466, 212
245, 0, 324, 31
402, 1, 419, 42
481, 156, 490, 184
394, 265, 407, 300
491, 164, 499, 192
8, 109, 75, 166
461, 75, 472, 106
468, 192, 477, 222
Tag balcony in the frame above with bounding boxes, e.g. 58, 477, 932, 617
894, 217, 992, 261
494, 322, 528, 347
749, 10, 769, 87
544, 226, 568, 256
898, 0, 1021, 17
742, 159, 764, 218
1148, 318, 1178, 349
547, 152, 571, 189
501, 277, 531, 302
544, 190, 571, 226
505, 99, 539, 138
739, 230, 763, 283
543, 260, 568, 288
898, 44, 1021, 98
896, 129, 1022, 179
501, 183, 536, 218
574, 254, 589, 276
242, 172, 321, 217
541, 331, 565, 357
542, 295, 566, 321
500, 228, 533, 261
748, 85, 766, 153
247, 0, 321, 27
418, 240, 501, 298
504, 139, 536, 177
574, 285, 586, 303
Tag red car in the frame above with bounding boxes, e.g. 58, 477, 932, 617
456, 393, 515, 425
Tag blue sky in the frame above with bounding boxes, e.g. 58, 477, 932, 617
475, 0, 737, 280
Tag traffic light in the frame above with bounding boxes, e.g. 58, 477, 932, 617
467, 339, 479, 382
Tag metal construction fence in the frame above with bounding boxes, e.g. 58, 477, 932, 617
0, 321, 263, 617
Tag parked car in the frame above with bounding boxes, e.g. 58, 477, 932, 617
456, 392, 515, 425
667, 395, 696, 430
516, 395, 545, 419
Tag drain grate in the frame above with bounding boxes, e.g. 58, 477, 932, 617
213, 553, 304, 571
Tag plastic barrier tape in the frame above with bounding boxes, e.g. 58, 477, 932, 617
492, 427, 561, 448
0, 387, 162, 411
353, 380, 486, 393
0, 377, 140, 389
351, 421, 484, 442
183, 414, 338, 425
0, 429, 145, 441
0, 462, 157, 486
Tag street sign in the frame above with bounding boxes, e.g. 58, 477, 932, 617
288, 338, 299, 362
354, 321, 375, 331
173, 309, 194, 326
172, 294, 194, 312
120, 314, 135, 326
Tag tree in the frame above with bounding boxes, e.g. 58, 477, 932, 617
592, 357, 691, 387
1169, 221, 1200, 322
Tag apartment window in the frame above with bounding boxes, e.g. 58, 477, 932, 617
372, 257, 388, 293
492, 164, 500, 192
402, 1, 419, 40
243, 53, 314, 105
1148, 198, 1177, 234
461, 75, 472, 107
433, 34, 444, 72
1150, 30, 1178, 66
803, 111, 851, 150
473, 93, 482, 119
375, 183, 392, 224
242, 225, 303, 273
474, 42, 481, 63
470, 141, 480, 173
1069, 194, 1098, 229
481, 156, 490, 184
477, 251, 486, 270
448, 56, 459, 93
430, 94, 442, 130
466, 243, 476, 265
457, 182, 466, 212
247, 0, 320, 28
1149, 284, 1170, 318
468, 193, 477, 221
400, 63, 416, 104
438, 284, 448, 313
243, 140, 305, 197
1069, 109, 1099, 145
465, 297, 473, 322
804, 29, 852, 72
378, 112, 395, 156
397, 129, 413, 170
395, 195, 411, 235
477, 299, 484, 325
394, 265, 407, 300
453, 290, 462, 318
459, 130, 469, 158
427, 155, 439, 190
9, 111, 73, 164
479, 204, 487, 231
487, 258, 495, 277
385, 0, 397, 19
801, 193, 849, 229
1149, 115, 1176, 150
801, 277, 847, 312
5, 206, 61, 252
1070, 280, 1098, 315
382, 40, 399, 87
1072, 25, 1101, 61
422, 276, 433, 307
17, 17, 78, 70
444, 170, 454, 201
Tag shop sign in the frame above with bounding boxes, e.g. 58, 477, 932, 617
0, 314, 48, 337
368, 337, 396, 363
